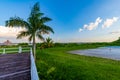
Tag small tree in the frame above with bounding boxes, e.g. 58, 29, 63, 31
40, 37, 54, 49
45, 37, 54, 47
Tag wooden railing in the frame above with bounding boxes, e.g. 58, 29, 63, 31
0, 46, 30, 54
0, 46, 39, 80
30, 48, 39, 80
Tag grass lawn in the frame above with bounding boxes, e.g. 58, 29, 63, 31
36, 44, 120, 80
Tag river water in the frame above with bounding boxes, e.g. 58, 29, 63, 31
69, 46, 120, 60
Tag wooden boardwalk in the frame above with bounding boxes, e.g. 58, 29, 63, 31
0, 53, 31, 80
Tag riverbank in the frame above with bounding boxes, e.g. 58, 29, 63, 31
36, 44, 120, 80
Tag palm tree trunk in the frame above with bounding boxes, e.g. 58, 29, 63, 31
33, 35, 36, 60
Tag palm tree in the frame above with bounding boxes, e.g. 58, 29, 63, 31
5, 2, 54, 60
40, 37, 54, 49
45, 37, 54, 48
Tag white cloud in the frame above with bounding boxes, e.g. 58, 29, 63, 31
79, 28, 83, 32
0, 26, 45, 43
83, 17, 102, 30
0, 26, 25, 37
102, 17, 119, 28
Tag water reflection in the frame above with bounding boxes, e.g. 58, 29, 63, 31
69, 46, 120, 60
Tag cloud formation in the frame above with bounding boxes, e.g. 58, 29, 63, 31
102, 17, 119, 28
79, 17, 119, 32
83, 17, 102, 30
0, 26, 25, 37
79, 28, 83, 32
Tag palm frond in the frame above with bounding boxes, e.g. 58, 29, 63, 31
28, 35, 33, 42
31, 2, 40, 14
30, 2, 44, 18
40, 17, 52, 23
40, 30, 49, 34
36, 33, 44, 41
40, 25, 54, 34
17, 31, 30, 39
5, 16, 30, 28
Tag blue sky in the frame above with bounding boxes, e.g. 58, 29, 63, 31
0, 0, 120, 43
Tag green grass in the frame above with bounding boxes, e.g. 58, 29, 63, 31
36, 45, 120, 80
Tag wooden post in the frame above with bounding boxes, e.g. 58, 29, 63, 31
19, 46, 22, 53
30, 47, 32, 54
3, 48, 5, 54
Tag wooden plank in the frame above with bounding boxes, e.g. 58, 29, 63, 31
0, 53, 31, 80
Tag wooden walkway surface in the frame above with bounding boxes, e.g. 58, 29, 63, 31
0, 53, 31, 80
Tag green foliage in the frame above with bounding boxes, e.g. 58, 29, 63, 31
36, 44, 120, 80
111, 37, 120, 46
36, 43, 42, 48
40, 37, 54, 49
54, 42, 111, 48
54, 43, 66, 47
0, 45, 18, 48
18, 43, 28, 47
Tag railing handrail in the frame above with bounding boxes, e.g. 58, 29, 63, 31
1, 48, 18, 49
0, 46, 31, 54
30, 48, 39, 80
0, 47, 30, 49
